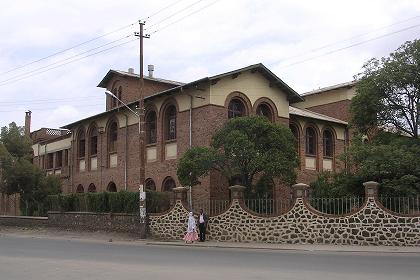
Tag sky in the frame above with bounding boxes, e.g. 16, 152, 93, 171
0, 0, 419, 131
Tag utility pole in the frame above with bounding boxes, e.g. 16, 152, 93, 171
135, 21, 149, 238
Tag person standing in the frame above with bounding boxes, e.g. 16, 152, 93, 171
183, 212, 198, 244
198, 208, 208, 242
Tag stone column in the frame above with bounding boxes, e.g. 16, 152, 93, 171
173, 186, 188, 203
228, 185, 246, 201
363, 181, 379, 198
292, 183, 310, 200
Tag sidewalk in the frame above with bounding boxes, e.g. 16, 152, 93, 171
146, 240, 420, 254
1, 226, 419, 254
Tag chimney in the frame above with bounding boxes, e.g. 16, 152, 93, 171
24, 110, 32, 137
128, 67, 134, 74
148, 64, 154, 78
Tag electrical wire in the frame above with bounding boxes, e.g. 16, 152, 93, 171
0, 103, 103, 113
149, 0, 221, 35
0, 38, 139, 87
269, 23, 420, 68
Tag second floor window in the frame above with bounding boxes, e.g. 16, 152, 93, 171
108, 122, 118, 153
228, 98, 246, 118
323, 129, 334, 158
89, 127, 98, 156
78, 130, 85, 159
305, 127, 317, 156
146, 111, 157, 144
165, 105, 177, 141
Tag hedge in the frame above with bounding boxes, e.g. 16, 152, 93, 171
46, 190, 170, 214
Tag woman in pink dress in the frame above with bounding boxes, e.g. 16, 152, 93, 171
183, 212, 198, 243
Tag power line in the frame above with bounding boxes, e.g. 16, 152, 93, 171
0, 103, 103, 113
149, 0, 221, 35
0, 35, 133, 85
144, 0, 187, 21
146, 0, 207, 30
270, 23, 420, 68
0, 97, 103, 106
0, 38, 139, 87
0, 96, 104, 104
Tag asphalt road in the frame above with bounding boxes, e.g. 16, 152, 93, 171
0, 235, 419, 280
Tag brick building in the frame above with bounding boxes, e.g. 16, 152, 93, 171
30, 63, 356, 204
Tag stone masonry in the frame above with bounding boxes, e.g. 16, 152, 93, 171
149, 182, 420, 246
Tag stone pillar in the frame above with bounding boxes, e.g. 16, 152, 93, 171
292, 183, 310, 199
228, 185, 246, 201
173, 186, 188, 203
363, 181, 379, 198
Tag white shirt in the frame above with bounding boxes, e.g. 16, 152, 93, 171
199, 214, 205, 224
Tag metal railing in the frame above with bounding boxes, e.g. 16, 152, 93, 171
379, 196, 420, 214
244, 199, 293, 215
309, 197, 365, 215
192, 200, 230, 216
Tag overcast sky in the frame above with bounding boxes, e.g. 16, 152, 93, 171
1, 0, 419, 131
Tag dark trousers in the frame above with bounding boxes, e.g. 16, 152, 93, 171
198, 222, 206, 241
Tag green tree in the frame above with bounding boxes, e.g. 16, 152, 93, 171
351, 39, 420, 138
0, 122, 33, 159
177, 116, 298, 196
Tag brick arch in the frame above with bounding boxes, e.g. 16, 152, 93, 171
87, 122, 98, 158
145, 178, 156, 191
162, 176, 176, 192
76, 184, 84, 193
145, 103, 158, 145
253, 97, 278, 122
224, 91, 252, 118
321, 126, 337, 160
159, 98, 179, 142
76, 126, 86, 160
303, 122, 321, 171
107, 181, 117, 192
88, 183, 97, 193
110, 80, 122, 108
289, 120, 302, 162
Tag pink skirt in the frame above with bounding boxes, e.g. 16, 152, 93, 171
183, 231, 198, 242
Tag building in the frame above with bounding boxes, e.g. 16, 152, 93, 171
30, 63, 356, 204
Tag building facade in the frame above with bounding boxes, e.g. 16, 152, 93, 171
30, 63, 355, 204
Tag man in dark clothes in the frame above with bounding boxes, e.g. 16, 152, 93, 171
198, 208, 208, 242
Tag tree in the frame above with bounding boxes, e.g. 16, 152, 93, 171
0, 122, 61, 215
177, 116, 298, 196
351, 39, 420, 138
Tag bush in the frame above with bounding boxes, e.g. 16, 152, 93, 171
46, 190, 170, 214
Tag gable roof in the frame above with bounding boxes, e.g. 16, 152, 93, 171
97, 69, 185, 88
289, 106, 348, 125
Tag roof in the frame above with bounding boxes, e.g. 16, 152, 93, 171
97, 69, 185, 88
289, 106, 348, 125
63, 63, 304, 129
302, 81, 356, 97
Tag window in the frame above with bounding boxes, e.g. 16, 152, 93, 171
323, 129, 334, 158
228, 98, 246, 118
107, 182, 117, 192
111, 87, 117, 108
89, 127, 98, 156
146, 111, 157, 144
56, 150, 63, 168
64, 149, 69, 167
256, 103, 273, 121
46, 153, 54, 169
165, 105, 177, 141
117, 86, 122, 106
305, 127, 317, 156
145, 178, 156, 191
290, 124, 299, 151
78, 129, 86, 159
88, 183, 96, 193
162, 177, 176, 192
108, 121, 118, 153
76, 184, 84, 193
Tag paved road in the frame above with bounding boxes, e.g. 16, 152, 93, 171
0, 235, 419, 280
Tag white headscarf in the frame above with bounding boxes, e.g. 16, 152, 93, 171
187, 212, 196, 233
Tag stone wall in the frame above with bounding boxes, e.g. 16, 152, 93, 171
48, 211, 145, 233
0, 215, 48, 227
149, 183, 420, 246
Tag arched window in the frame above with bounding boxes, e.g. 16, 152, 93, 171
290, 124, 299, 151
146, 111, 157, 144
78, 129, 85, 159
228, 98, 246, 118
107, 182, 117, 192
89, 126, 98, 156
165, 105, 177, 141
111, 87, 117, 108
117, 86, 122, 105
323, 129, 334, 158
256, 103, 273, 122
108, 121, 118, 153
145, 178, 156, 191
88, 183, 96, 193
162, 177, 176, 192
305, 127, 317, 156
76, 184, 84, 193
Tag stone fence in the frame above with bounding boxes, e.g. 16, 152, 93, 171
149, 182, 420, 246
